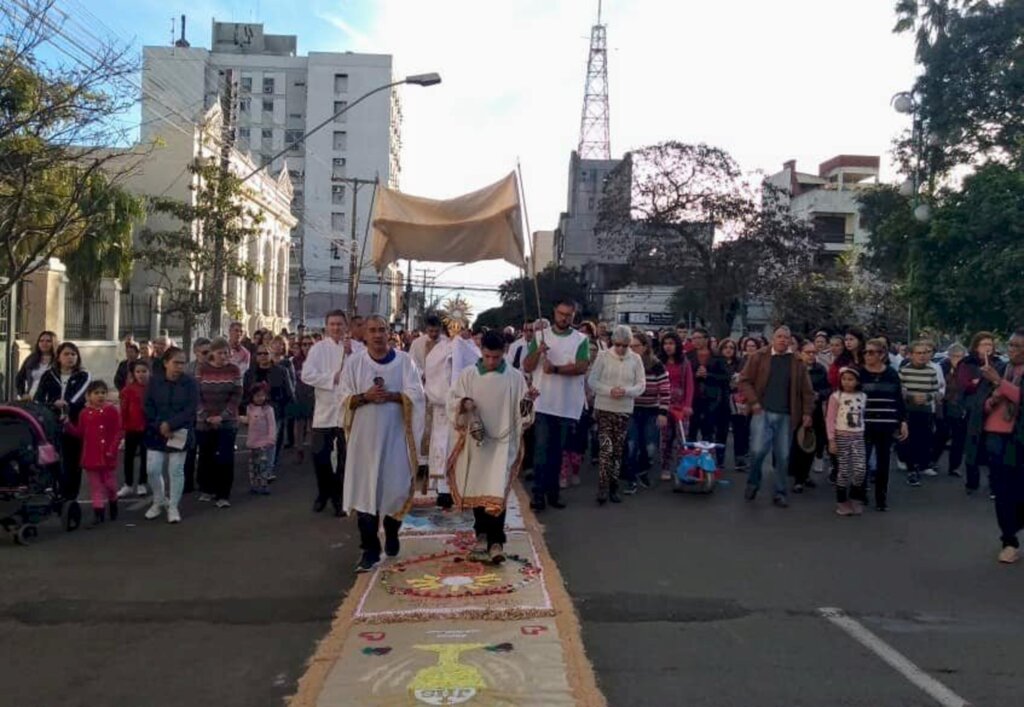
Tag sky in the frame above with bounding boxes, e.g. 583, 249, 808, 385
62, 0, 920, 317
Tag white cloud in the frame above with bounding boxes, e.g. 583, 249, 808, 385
344, 0, 919, 317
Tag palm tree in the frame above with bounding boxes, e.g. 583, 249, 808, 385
63, 173, 145, 339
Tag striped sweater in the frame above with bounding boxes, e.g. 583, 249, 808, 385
861, 366, 906, 427
636, 362, 671, 415
899, 363, 940, 412
195, 361, 243, 431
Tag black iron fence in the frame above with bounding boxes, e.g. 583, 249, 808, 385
64, 293, 109, 340
119, 293, 155, 341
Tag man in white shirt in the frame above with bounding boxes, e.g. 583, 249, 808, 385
409, 315, 446, 374
505, 320, 535, 370
228, 321, 251, 376
523, 299, 590, 511
300, 309, 365, 516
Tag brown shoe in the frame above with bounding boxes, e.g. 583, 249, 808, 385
488, 543, 506, 565
468, 536, 489, 563
998, 546, 1020, 564
835, 502, 854, 516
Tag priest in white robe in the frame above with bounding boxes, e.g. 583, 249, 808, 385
447, 331, 535, 564
340, 315, 425, 573
425, 326, 481, 508
410, 315, 447, 476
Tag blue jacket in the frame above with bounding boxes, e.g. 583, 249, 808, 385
143, 373, 199, 451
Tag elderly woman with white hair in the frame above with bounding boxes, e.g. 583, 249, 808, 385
587, 324, 646, 505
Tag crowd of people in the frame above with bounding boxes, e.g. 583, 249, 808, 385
11, 304, 1024, 568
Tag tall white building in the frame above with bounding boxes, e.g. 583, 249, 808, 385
141, 20, 401, 326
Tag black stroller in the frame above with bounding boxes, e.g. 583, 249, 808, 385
0, 402, 81, 544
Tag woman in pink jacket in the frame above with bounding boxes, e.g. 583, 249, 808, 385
658, 333, 694, 481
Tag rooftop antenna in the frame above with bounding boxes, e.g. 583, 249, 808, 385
174, 14, 190, 48
578, 0, 610, 159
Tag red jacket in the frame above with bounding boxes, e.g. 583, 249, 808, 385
120, 382, 147, 433
66, 404, 123, 471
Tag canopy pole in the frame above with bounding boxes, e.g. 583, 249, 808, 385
515, 160, 544, 330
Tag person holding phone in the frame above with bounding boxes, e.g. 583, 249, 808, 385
962, 332, 1005, 495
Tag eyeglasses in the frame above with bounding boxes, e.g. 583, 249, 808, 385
613, 342, 628, 348
865, 349, 883, 355
301, 343, 312, 348
256, 351, 270, 356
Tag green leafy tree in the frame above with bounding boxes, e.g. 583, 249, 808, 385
0, 0, 144, 299
135, 159, 264, 353
893, 0, 1024, 176
62, 174, 145, 338
597, 142, 820, 337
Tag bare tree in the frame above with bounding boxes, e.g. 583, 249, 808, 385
0, 0, 148, 298
596, 141, 820, 336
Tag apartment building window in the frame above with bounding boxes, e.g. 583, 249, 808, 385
288, 168, 303, 180
288, 112, 303, 119
237, 127, 250, 140
284, 129, 304, 146
334, 73, 349, 93
329, 265, 345, 282
333, 100, 348, 122
329, 240, 344, 260
238, 98, 251, 113
263, 77, 275, 94
332, 157, 346, 179
293, 80, 306, 87
813, 215, 848, 244
262, 98, 274, 113
262, 128, 273, 140
240, 76, 252, 93
331, 184, 346, 205
331, 213, 346, 232
332, 130, 347, 151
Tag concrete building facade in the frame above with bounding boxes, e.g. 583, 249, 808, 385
555, 151, 625, 280
125, 103, 297, 337
141, 20, 401, 326
765, 154, 881, 267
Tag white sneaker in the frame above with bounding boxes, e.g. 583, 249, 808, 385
922, 468, 939, 477
215, 499, 231, 509
198, 493, 213, 502
897, 461, 907, 471
135, 484, 149, 496
116, 485, 134, 499
144, 503, 164, 520
167, 507, 181, 524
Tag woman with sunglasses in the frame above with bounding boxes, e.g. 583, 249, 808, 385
860, 338, 909, 511
588, 325, 645, 504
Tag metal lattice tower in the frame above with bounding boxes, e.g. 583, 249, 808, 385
578, 1, 610, 159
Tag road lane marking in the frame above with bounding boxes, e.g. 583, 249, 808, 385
818, 607, 971, 707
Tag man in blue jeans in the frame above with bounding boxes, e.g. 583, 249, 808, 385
523, 299, 590, 511
738, 326, 814, 507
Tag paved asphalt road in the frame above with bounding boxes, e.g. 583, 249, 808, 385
541, 454, 1023, 707
0, 448, 361, 707
3, 445, 1021, 707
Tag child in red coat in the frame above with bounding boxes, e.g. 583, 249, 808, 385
66, 380, 124, 526
118, 361, 150, 498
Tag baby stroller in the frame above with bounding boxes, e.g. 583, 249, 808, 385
673, 419, 724, 494
0, 402, 79, 544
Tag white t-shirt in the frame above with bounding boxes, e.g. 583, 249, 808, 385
528, 327, 590, 420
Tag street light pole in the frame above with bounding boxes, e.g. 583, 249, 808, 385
892, 89, 929, 343
241, 72, 441, 184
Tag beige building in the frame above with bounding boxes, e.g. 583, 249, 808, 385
765, 154, 881, 267
124, 102, 297, 337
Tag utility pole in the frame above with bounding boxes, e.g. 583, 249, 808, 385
331, 176, 377, 318
209, 68, 235, 336
296, 223, 307, 327
404, 260, 413, 331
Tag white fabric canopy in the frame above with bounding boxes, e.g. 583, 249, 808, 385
370, 171, 527, 270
